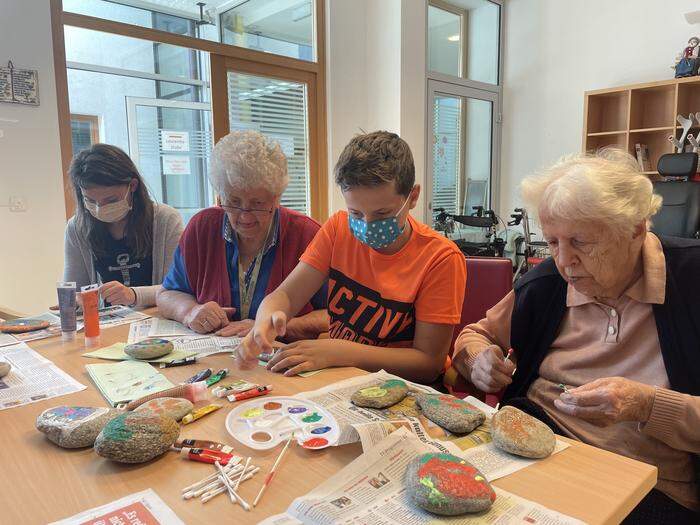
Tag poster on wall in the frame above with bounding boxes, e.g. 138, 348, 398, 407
162, 155, 191, 175
0, 61, 39, 106
160, 130, 190, 152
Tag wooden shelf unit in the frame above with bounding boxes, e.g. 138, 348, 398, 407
583, 76, 700, 174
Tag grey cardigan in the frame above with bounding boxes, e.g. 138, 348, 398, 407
63, 203, 184, 306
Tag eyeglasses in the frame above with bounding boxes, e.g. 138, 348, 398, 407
219, 204, 273, 215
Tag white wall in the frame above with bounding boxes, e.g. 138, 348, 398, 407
501, 0, 700, 223
0, 0, 66, 315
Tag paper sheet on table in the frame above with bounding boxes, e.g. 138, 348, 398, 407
83, 342, 198, 363
87, 305, 150, 329
295, 370, 569, 482
49, 488, 185, 525
128, 318, 198, 340
128, 319, 242, 358
86, 360, 174, 407
261, 428, 585, 525
0, 342, 85, 410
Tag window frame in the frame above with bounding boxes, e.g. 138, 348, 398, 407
50, 0, 327, 221
70, 113, 100, 152
425, 0, 504, 224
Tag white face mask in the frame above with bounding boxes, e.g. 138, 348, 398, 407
83, 187, 132, 223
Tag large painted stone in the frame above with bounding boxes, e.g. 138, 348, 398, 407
405, 453, 496, 515
36, 406, 119, 448
134, 397, 193, 422
417, 394, 485, 434
94, 412, 179, 463
491, 406, 555, 459
124, 338, 173, 360
351, 379, 409, 409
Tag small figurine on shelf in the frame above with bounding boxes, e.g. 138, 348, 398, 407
673, 36, 700, 77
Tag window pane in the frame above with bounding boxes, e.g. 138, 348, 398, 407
464, 98, 492, 213
65, 28, 214, 224
63, 0, 316, 62
227, 72, 310, 215
432, 96, 462, 215
428, 6, 461, 78
71, 116, 98, 156
428, 0, 500, 85
221, 0, 314, 62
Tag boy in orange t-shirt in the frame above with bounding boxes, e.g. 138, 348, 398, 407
239, 131, 466, 383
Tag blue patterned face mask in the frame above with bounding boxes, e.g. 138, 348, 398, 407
348, 197, 411, 250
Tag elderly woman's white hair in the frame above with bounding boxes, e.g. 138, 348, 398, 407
209, 130, 288, 196
521, 148, 663, 237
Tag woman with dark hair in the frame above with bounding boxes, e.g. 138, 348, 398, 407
64, 144, 183, 307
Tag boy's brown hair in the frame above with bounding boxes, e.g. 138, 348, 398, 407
334, 131, 415, 196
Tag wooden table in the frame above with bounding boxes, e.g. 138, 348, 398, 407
0, 314, 657, 524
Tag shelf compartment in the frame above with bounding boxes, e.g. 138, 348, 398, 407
677, 82, 700, 119
586, 91, 629, 133
585, 131, 627, 153
629, 85, 676, 129
628, 130, 674, 173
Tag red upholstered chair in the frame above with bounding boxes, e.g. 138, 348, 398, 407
444, 256, 513, 404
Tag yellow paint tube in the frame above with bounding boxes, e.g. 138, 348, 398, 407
181, 404, 222, 425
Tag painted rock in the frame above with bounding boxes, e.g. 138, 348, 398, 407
405, 453, 496, 515
491, 406, 555, 459
94, 412, 180, 463
36, 406, 119, 448
0, 319, 49, 333
417, 394, 485, 434
134, 397, 193, 422
351, 379, 409, 409
0, 361, 10, 378
124, 338, 173, 360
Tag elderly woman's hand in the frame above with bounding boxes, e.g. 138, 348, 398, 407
469, 345, 516, 393
554, 377, 656, 426
184, 301, 236, 334
215, 319, 254, 337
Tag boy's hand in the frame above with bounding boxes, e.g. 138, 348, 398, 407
239, 311, 288, 362
267, 339, 347, 376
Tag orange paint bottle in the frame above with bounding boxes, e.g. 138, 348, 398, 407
80, 285, 100, 348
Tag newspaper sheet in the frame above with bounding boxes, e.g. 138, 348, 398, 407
86, 305, 150, 329
295, 371, 569, 482
8, 312, 84, 344
0, 342, 85, 410
49, 488, 185, 525
260, 428, 585, 525
127, 319, 242, 357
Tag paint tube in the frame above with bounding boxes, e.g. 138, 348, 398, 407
125, 381, 208, 411
80, 284, 100, 348
180, 447, 234, 465
56, 281, 77, 342
181, 404, 222, 425
174, 439, 234, 454
205, 369, 228, 387
227, 385, 272, 402
212, 380, 259, 398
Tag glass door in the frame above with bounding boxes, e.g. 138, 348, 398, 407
126, 97, 214, 224
427, 79, 500, 229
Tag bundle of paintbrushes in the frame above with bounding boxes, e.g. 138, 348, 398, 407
181, 456, 259, 507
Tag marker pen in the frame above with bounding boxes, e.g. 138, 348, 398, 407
227, 385, 273, 402
185, 368, 212, 384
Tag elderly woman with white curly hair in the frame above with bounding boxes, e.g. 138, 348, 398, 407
157, 130, 328, 339
451, 149, 700, 523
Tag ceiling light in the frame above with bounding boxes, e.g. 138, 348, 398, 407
448, 34, 460, 41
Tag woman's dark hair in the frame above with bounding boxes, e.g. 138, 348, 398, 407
69, 144, 154, 260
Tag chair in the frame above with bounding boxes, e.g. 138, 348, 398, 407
651, 181, 700, 239
444, 256, 513, 401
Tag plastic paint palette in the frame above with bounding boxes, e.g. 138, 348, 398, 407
225, 396, 340, 451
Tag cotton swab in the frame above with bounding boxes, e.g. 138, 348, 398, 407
235, 457, 251, 491
182, 457, 242, 493
216, 461, 251, 511
185, 465, 244, 499
253, 435, 294, 507
201, 466, 260, 503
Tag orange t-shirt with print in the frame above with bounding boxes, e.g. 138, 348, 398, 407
300, 211, 466, 348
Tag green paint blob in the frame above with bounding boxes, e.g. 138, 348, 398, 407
302, 412, 322, 423
102, 414, 133, 442
419, 477, 448, 505
381, 379, 405, 389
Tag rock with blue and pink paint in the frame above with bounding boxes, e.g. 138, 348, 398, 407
36, 406, 119, 448
94, 411, 179, 463
351, 379, 409, 408
405, 452, 496, 515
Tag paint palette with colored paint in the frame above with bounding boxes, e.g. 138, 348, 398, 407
225, 396, 340, 451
